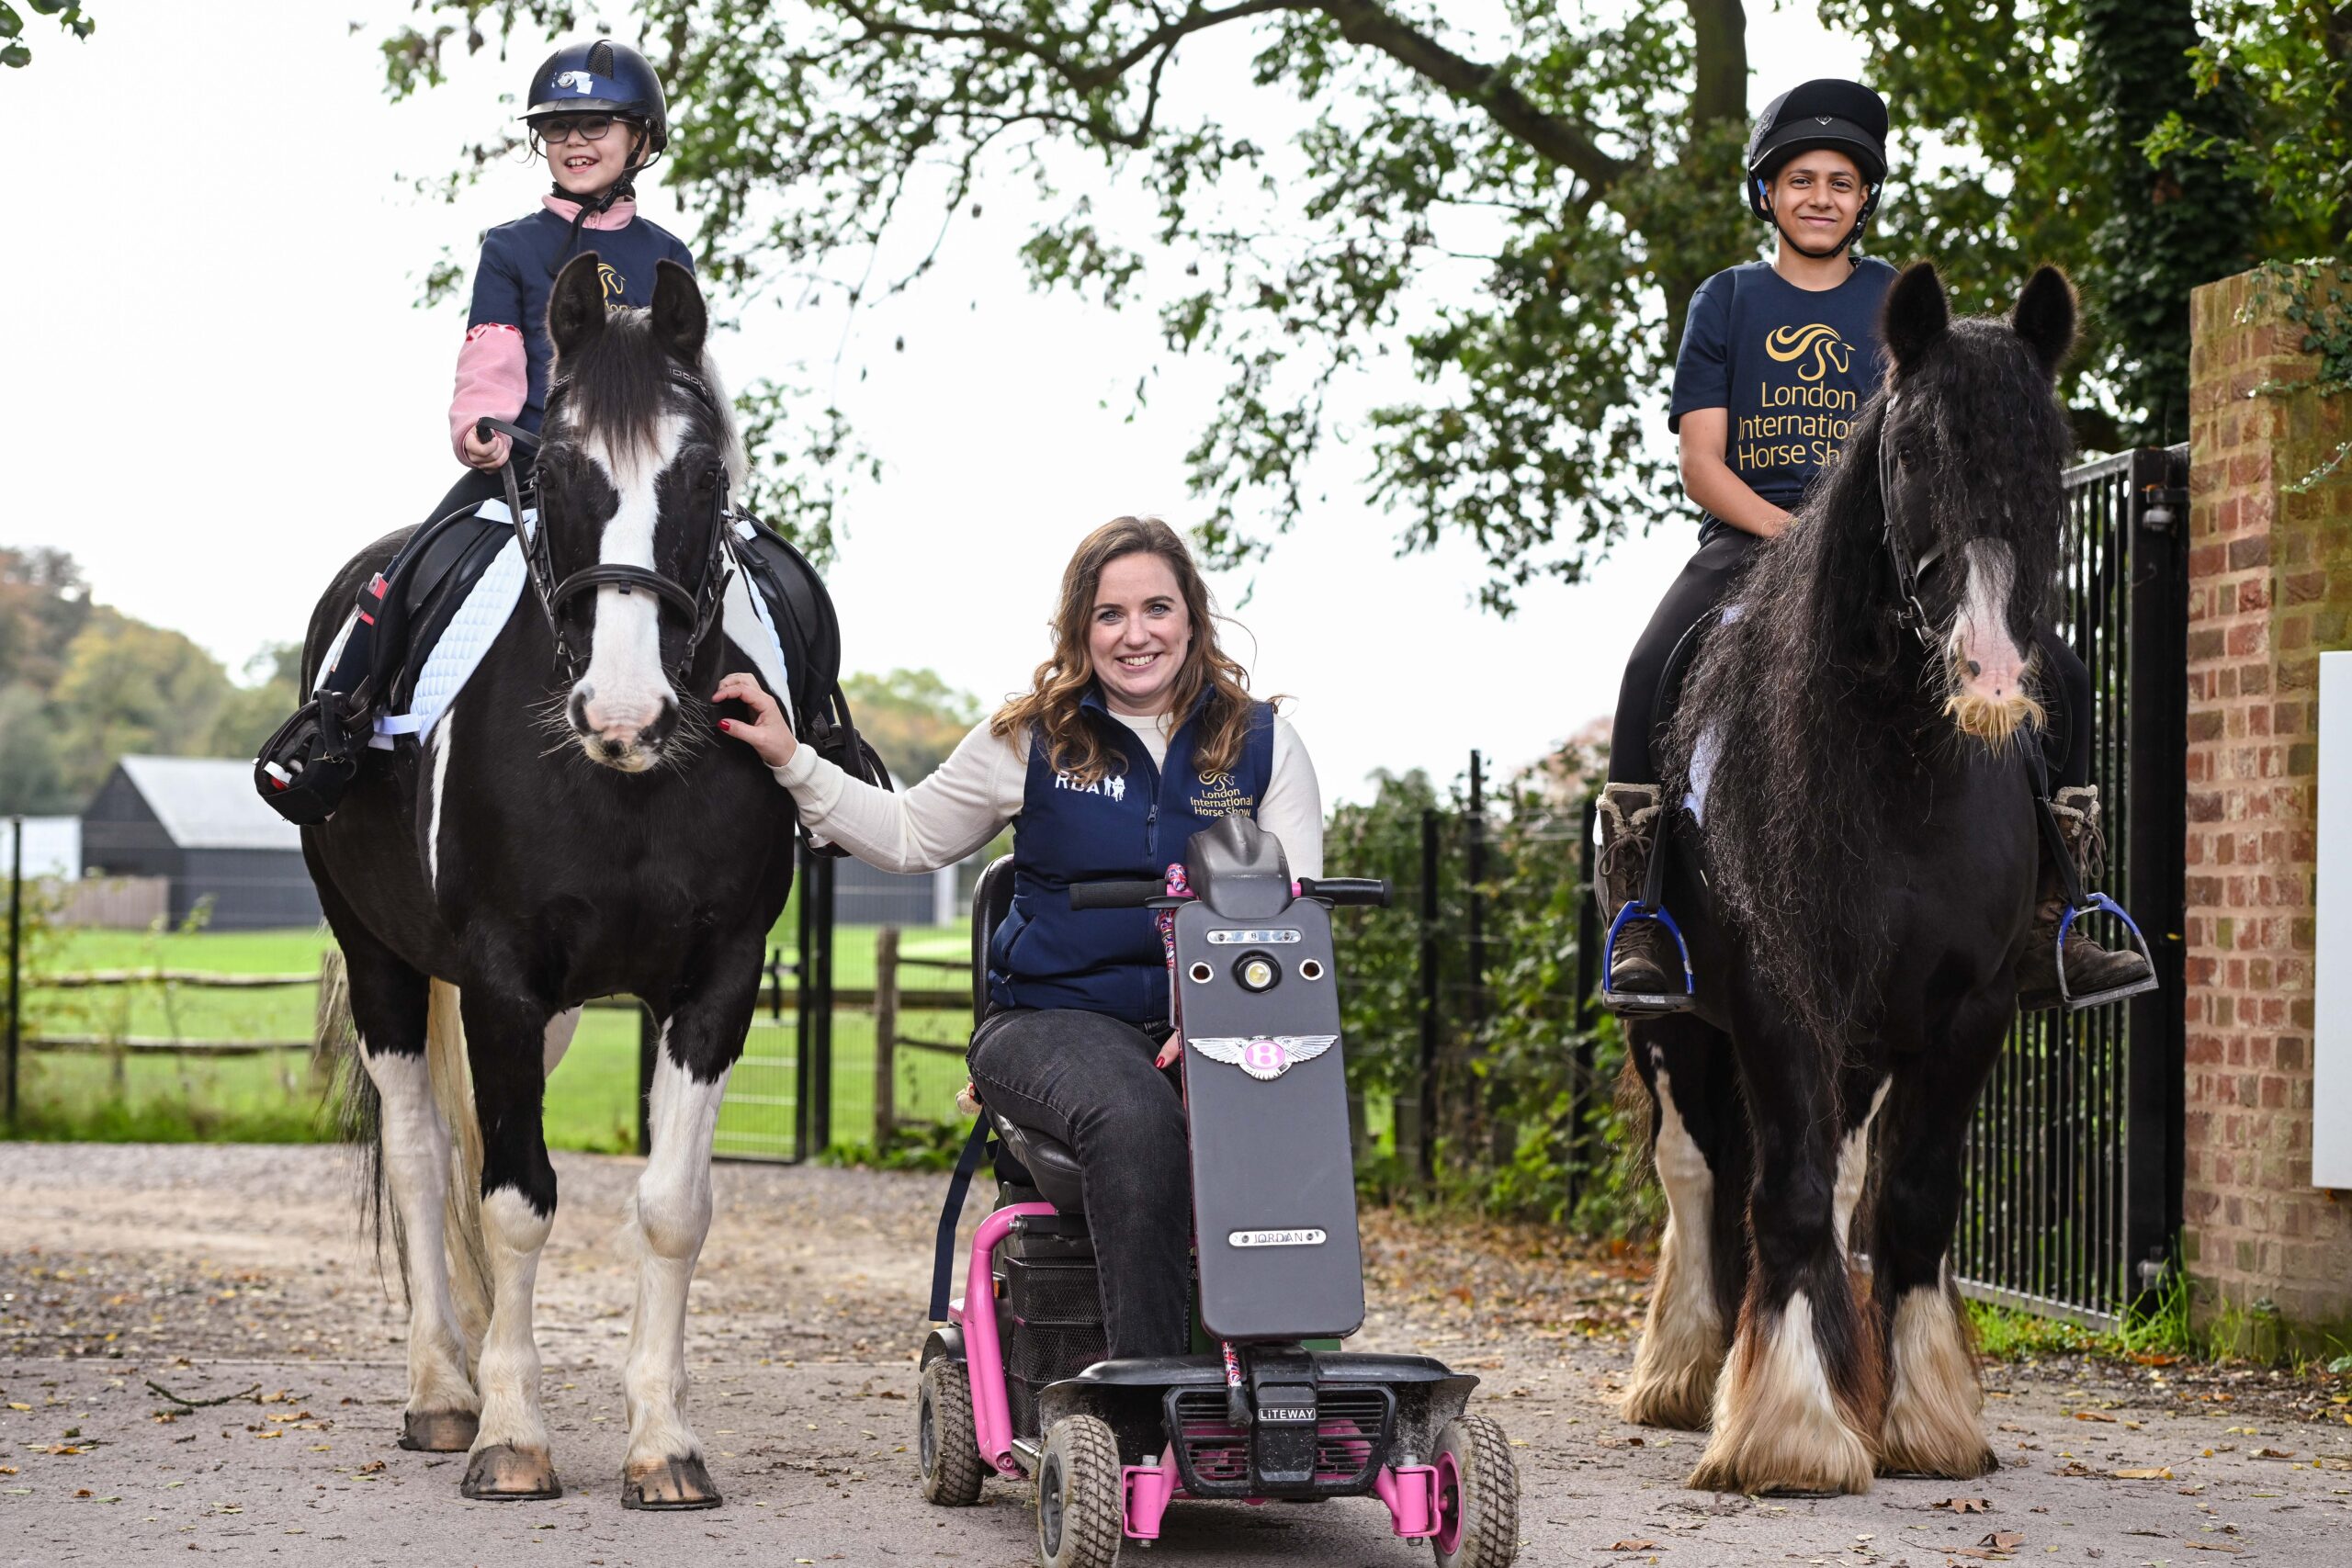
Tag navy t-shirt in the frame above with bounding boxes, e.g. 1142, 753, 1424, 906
465, 208, 697, 435
1668, 257, 1895, 537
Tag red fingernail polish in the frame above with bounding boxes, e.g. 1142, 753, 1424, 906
718, 718, 731, 731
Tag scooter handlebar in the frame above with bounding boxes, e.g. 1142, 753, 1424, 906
1069, 879, 1170, 910
1296, 876, 1391, 908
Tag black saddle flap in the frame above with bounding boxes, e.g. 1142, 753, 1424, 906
729, 512, 894, 818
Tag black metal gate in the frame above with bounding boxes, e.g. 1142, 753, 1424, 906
635, 839, 834, 1163
1950, 445, 2189, 1326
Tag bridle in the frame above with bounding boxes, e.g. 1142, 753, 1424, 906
1877, 391, 1948, 649
481, 368, 736, 684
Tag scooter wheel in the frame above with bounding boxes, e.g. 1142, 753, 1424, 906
1430, 1414, 1521, 1568
917, 1359, 986, 1506
1035, 1414, 1122, 1568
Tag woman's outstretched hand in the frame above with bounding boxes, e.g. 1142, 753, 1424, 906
712, 672, 797, 767
1157, 1031, 1182, 1069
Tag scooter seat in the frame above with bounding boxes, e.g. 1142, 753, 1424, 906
990, 1111, 1087, 1214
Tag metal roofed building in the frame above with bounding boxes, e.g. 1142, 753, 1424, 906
80, 756, 321, 931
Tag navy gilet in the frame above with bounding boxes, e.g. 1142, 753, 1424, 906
988, 692, 1277, 1025
465, 207, 697, 436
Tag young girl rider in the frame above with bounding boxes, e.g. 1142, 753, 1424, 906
713, 517, 1323, 1363
1595, 78, 2153, 1015
308, 38, 695, 727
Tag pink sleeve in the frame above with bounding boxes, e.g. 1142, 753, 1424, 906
448, 323, 527, 463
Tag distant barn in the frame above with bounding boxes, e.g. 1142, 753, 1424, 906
80, 756, 322, 931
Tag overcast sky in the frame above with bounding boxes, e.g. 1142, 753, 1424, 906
2, 3, 1863, 804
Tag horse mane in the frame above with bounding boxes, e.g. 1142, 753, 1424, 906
1663, 314, 2072, 1053
553, 309, 741, 481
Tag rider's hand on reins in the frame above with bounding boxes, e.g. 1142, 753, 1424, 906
462, 423, 511, 470
712, 671, 797, 766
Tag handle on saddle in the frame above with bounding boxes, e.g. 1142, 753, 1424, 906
1296, 876, 1390, 908
1069, 879, 1174, 910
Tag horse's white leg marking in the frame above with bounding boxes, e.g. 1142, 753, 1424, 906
1691, 1288, 1876, 1495
622, 1039, 731, 1476
472, 1187, 555, 1459
425, 711, 455, 893
1834, 1078, 1892, 1261
543, 1009, 582, 1078
1623, 1066, 1726, 1429
360, 1044, 478, 1421
574, 418, 684, 762
1880, 1264, 1994, 1477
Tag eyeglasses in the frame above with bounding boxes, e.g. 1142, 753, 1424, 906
533, 114, 621, 146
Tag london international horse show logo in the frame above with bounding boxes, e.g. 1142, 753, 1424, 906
1764, 322, 1854, 383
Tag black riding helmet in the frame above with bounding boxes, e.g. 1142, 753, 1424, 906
523, 39, 670, 265
1746, 78, 1888, 255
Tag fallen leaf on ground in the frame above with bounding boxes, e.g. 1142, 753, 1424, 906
2181, 1543, 2245, 1554
2253, 1448, 2295, 1459
1981, 1531, 2027, 1551
2073, 1410, 2117, 1423
1601, 1541, 1657, 1552
2110, 1466, 2174, 1480
1934, 1497, 1992, 1513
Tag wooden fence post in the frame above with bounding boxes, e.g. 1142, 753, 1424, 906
874, 924, 899, 1151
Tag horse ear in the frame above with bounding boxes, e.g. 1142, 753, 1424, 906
2011, 265, 2078, 378
650, 259, 707, 365
1881, 261, 1949, 375
548, 252, 607, 357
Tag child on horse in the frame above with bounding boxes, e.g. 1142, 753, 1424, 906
257, 38, 695, 818
1596, 78, 2152, 1016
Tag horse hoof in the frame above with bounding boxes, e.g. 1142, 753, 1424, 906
620, 1455, 723, 1510
460, 1444, 562, 1501
397, 1409, 480, 1452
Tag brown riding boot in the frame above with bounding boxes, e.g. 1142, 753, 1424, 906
2017, 785, 2155, 1010
1596, 783, 1685, 1007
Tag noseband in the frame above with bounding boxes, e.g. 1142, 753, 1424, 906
497, 370, 736, 684
1877, 392, 1947, 648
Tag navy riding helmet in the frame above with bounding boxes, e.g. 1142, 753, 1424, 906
1745, 78, 1888, 250
523, 37, 670, 161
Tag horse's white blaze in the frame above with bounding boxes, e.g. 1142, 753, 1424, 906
472, 1187, 555, 1457
1695, 1289, 1875, 1495
575, 416, 686, 764
622, 1042, 730, 1474
1951, 539, 2028, 707
1881, 1268, 1992, 1477
543, 1008, 582, 1078
360, 1043, 478, 1419
1834, 1078, 1892, 1260
1623, 1066, 1726, 1428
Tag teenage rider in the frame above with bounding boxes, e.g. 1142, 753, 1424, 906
712, 517, 1324, 1361
1595, 78, 2152, 1014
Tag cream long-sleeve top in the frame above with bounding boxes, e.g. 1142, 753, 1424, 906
768, 705, 1325, 880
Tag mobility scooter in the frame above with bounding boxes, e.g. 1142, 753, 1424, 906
916, 817, 1520, 1568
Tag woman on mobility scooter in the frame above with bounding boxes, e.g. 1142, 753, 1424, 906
717, 518, 1519, 1567
715, 513, 1321, 1366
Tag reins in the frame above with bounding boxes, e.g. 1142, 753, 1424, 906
477, 367, 736, 685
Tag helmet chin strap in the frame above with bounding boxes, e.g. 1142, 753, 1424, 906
1766, 192, 1865, 260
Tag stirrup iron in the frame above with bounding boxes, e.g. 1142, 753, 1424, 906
2052, 893, 2160, 1012
1600, 900, 1697, 1016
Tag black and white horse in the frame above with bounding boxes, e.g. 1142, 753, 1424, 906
1617, 264, 2080, 1495
306, 254, 791, 1507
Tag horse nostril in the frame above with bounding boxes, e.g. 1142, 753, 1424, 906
1967, 660, 1982, 677
568, 685, 593, 732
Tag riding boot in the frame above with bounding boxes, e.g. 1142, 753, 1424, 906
2017, 785, 2155, 1010
1596, 783, 1682, 1002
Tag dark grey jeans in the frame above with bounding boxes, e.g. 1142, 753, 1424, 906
967, 1007, 1192, 1359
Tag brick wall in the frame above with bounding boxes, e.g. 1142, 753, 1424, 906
2182, 266, 2352, 1342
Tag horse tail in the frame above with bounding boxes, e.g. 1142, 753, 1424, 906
319, 945, 397, 1287
425, 979, 494, 1347
1615, 1037, 1659, 1184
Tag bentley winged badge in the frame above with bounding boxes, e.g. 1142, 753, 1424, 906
1186, 1034, 1341, 1082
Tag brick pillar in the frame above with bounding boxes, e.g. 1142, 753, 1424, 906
2182, 266, 2352, 1346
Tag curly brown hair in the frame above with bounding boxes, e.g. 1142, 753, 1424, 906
990, 517, 1264, 786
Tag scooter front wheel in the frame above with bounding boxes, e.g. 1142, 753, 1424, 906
1431, 1414, 1521, 1568
917, 1359, 985, 1506
1035, 1414, 1123, 1568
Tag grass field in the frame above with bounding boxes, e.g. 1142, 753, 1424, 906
10, 922, 974, 1153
